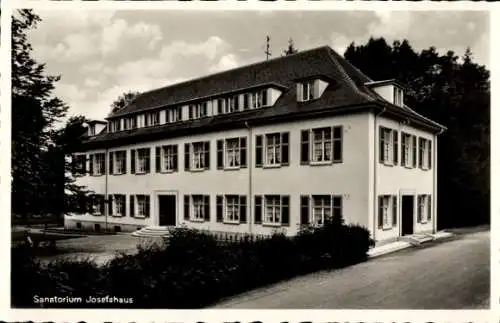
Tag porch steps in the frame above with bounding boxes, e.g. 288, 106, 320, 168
131, 226, 172, 238
400, 233, 435, 245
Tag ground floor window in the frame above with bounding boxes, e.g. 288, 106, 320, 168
299, 195, 342, 226
417, 194, 432, 223
378, 195, 397, 229
216, 195, 247, 224
183, 195, 210, 222
111, 194, 126, 217
91, 194, 105, 216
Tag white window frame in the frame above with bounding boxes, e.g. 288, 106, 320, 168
162, 145, 177, 172
265, 133, 281, 166
381, 195, 391, 228
421, 138, 431, 170
167, 107, 182, 123
402, 133, 415, 168
418, 195, 429, 224
224, 195, 240, 223
145, 111, 159, 127
191, 142, 207, 171
73, 154, 87, 175
136, 148, 150, 174
224, 96, 239, 113
93, 153, 105, 176
311, 127, 333, 164
113, 195, 125, 217
225, 138, 241, 169
91, 195, 104, 215
300, 80, 316, 102
383, 128, 394, 165
191, 195, 206, 221
136, 195, 150, 218
311, 195, 332, 226
264, 195, 281, 225
114, 151, 126, 174
394, 87, 403, 106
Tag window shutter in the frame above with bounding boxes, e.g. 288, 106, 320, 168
417, 195, 422, 223
402, 134, 407, 166
145, 196, 150, 217
204, 141, 210, 170
300, 130, 310, 164
184, 195, 190, 221
173, 145, 178, 172
216, 195, 223, 222
204, 195, 210, 221
255, 135, 263, 167
392, 196, 397, 227
427, 195, 432, 221
378, 196, 384, 228
379, 127, 384, 163
240, 196, 247, 223
240, 137, 247, 168
129, 195, 135, 217
300, 195, 309, 225
155, 147, 161, 173
243, 94, 249, 110
333, 126, 343, 162
216, 140, 224, 169
108, 195, 113, 216
184, 143, 190, 171
89, 155, 94, 175
189, 105, 194, 120
145, 149, 151, 173
254, 196, 262, 224
296, 83, 303, 102
412, 136, 417, 168
99, 196, 105, 215
393, 131, 398, 165
131, 150, 136, 174
217, 99, 223, 114
262, 89, 268, 106
281, 132, 289, 166
281, 196, 290, 226
234, 95, 240, 111
428, 140, 432, 169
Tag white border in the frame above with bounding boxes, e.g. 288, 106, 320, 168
1, 1, 497, 322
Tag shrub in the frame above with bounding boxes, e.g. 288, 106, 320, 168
11, 221, 371, 308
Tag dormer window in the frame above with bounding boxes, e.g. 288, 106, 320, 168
189, 102, 208, 120
145, 111, 160, 127
88, 125, 96, 136
251, 90, 268, 109
394, 87, 404, 107
109, 119, 122, 133
124, 116, 137, 130
297, 79, 328, 102
166, 107, 182, 123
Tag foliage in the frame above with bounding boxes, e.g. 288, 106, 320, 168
110, 91, 140, 114
283, 37, 299, 56
344, 37, 490, 228
11, 223, 371, 308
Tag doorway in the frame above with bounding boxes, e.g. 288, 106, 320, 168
401, 195, 414, 235
158, 195, 176, 226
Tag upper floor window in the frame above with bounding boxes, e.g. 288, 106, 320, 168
185, 141, 210, 171
189, 103, 208, 120
216, 195, 247, 224
131, 148, 151, 174
301, 126, 342, 165
418, 138, 432, 170
109, 119, 121, 133
145, 111, 160, 127
226, 96, 240, 113
124, 116, 137, 130
130, 194, 150, 218
166, 107, 182, 123
378, 195, 397, 229
299, 195, 342, 227
89, 153, 106, 176
379, 126, 398, 166
217, 137, 247, 170
417, 194, 432, 223
251, 90, 268, 109
401, 132, 417, 168
394, 87, 404, 107
184, 194, 210, 222
256, 132, 289, 168
155, 144, 178, 173
71, 154, 87, 176
109, 150, 127, 175
88, 125, 96, 136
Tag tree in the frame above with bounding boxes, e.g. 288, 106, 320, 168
283, 38, 299, 56
344, 38, 490, 228
110, 91, 140, 114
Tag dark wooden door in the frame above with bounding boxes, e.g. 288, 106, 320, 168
158, 195, 176, 226
401, 195, 414, 235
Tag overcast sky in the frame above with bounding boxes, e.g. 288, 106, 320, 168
27, 10, 489, 121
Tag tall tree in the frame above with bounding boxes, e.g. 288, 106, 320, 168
345, 38, 490, 228
110, 91, 140, 114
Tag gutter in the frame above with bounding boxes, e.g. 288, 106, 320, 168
432, 127, 445, 234
373, 106, 386, 243
245, 121, 253, 235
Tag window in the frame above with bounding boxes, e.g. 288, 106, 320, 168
254, 195, 290, 226
217, 137, 247, 169
90, 194, 105, 216
145, 111, 160, 127
297, 80, 317, 102
109, 194, 125, 217
109, 150, 127, 175
393, 87, 404, 106
243, 93, 251, 110
184, 195, 210, 222
418, 138, 432, 170
417, 194, 432, 223
378, 195, 398, 229
401, 133, 417, 168
263, 195, 282, 225
226, 96, 240, 113
251, 90, 268, 109
88, 125, 96, 136
72, 154, 87, 175
312, 196, 331, 226
216, 195, 247, 224
299, 195, 342, 226
255, 132, 289, 167
166, 107, 182, 123
131, 148, 151, 174
89, 153, 106, 176
189, 103, 208, 119
130, 195, 150, 218
379, 127, 398, 166
155, 145, 178, 173
124, 116, 137, 130
185, 141, 210, 171
109, 119, 121, 132
300, 127, 342, 165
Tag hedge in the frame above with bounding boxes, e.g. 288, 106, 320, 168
12, 221, 373, 308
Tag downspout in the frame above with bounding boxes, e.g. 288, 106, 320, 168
245, 121, 253, 235
373, 106, 386, 243
105, 147, 109, 232
433, 127, 445, 234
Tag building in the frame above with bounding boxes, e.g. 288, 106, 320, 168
68, 45, 446, 244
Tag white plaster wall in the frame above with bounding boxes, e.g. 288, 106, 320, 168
69, 112, 372, 236
372, 84, 394, 104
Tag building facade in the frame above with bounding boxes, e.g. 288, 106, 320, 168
67, 46, 445, 243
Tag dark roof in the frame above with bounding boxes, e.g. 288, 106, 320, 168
88, 120, 107, 125
81, 46, 445, 150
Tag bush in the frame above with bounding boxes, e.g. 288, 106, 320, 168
11, 221, 371, 308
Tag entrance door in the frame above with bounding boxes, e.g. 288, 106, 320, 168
158, 195, 176, 226
401, 195, 414, 235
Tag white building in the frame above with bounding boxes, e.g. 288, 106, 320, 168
67, 46, 445, 244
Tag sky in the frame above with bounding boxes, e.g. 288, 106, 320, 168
27, 10, 490, 122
